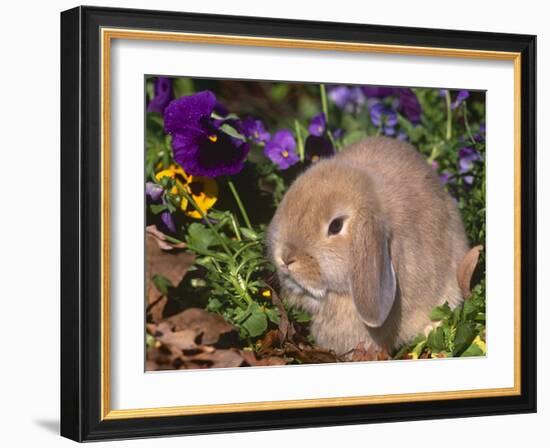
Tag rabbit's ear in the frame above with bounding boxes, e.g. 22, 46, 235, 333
351, 215, 396, 328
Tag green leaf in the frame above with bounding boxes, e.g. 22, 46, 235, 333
426, 326, 446, 352
149, 203, 168, 215
342, 130, 367, 147
240, 227, 259, 241
219, 123, 246, 141
453, 322, 476, 355
152, 274, 172, 295
186, 223, 217, 253
242, 308, 268, 337
430, 302, 452, 321
411, 339, 427, 359
173, 78, 194, 98
206, 297, 223, 312
461, 342, 484, 357
265, 307, 280, 325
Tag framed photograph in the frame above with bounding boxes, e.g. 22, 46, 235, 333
60, 6, 536, 441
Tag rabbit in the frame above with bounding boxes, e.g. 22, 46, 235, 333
266, 136, 469, 357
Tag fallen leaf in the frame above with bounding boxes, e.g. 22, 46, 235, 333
146, 225, 187, 250
350, 343, 391, 362
240, 349, 287, 366
155, 323, 198, 352
457, 245, 483, 299
283, 342, 341, 364
257, 329, 281, 354
185, 349, 244, 368
146, 231, 194, 323
269, 289, 291, 341
165, 308, 236, 345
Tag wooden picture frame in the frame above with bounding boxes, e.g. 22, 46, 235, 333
60, 5, 536, 441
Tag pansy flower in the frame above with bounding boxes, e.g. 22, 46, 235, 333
304, 135, 334, 162
328, 86, 366, 113
145, 181, 176, 233
164, 91, 250, 178
370, 102, 398, 136
440, 89, 470, 111
156, 165, 218, 219
304, 113, 334, 162
147, 77, 174, 114
439, 171, 453, 185
363, 86, 422, 124
458, 147, 482, 185
264, 130, 299, 170
241, 117, 271, 144
451, 90, 470, 110
308, 113, 326, 137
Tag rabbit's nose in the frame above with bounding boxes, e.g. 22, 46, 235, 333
281, 253, 297, 269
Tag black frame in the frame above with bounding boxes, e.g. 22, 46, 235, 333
61, 6, 537, 442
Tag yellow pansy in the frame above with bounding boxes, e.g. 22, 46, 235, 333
155, 165, 218, 219
471, 335, 487, 354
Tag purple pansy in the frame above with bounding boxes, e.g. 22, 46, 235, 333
332, 128, 345, 139
264, 130, 299, 170
241, 117, 271, 144
145, 182, 176, 233
473, 122, 486, 143
328, 86, 365, 113
146, 181, 163, 202
147, 77, 174, 114
363, 86, 422, 124
308, 113, 326, 137
451, 90, 470, 110
458, 147, 482, 185
396, 131, 408, 141
397, 89, 422, 124
164, 91, 250, 178
304, 135, 334, 162
439, 171, 453, 185
362, 86, 397, 98
159, 209, 176, 233
370, 102, 398, 136
440, 89, 470, 111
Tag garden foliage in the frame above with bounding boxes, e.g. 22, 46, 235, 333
145, 77, 486, 363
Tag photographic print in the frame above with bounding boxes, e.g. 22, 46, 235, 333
144, 77, 487, 371
61, 7, 536, 440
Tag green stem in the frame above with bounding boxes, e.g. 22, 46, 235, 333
326, 129, 338, 152
179, 188, 233, 256
294, 119, 305, 162
445, 90, 452, 141
227, 179, 253, 231
228, 212, 242, 242
462, 102, 477, 145
320, 83, 329, 125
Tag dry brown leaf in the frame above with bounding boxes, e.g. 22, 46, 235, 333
165, 308, 236, 345
269, 289, 291, 341
185, 349, 244, 369
156, 327, 198, 352
457, 245, 483, 299
145, 231, 194, 323
350, 343, 391, 362
283, 342, 341, 364
146, 225, 187, 250
257, 329, 281, 354
240, 350, 287, 366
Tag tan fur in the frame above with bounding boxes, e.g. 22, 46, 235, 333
267, 137, 469, 356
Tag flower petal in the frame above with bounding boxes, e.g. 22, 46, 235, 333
147, 77, 174, 114
164, 90, 217, 135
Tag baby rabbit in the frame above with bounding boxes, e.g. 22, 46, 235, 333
267, 136, 469, 356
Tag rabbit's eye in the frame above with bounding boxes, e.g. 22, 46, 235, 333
328, 217, 344, 236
